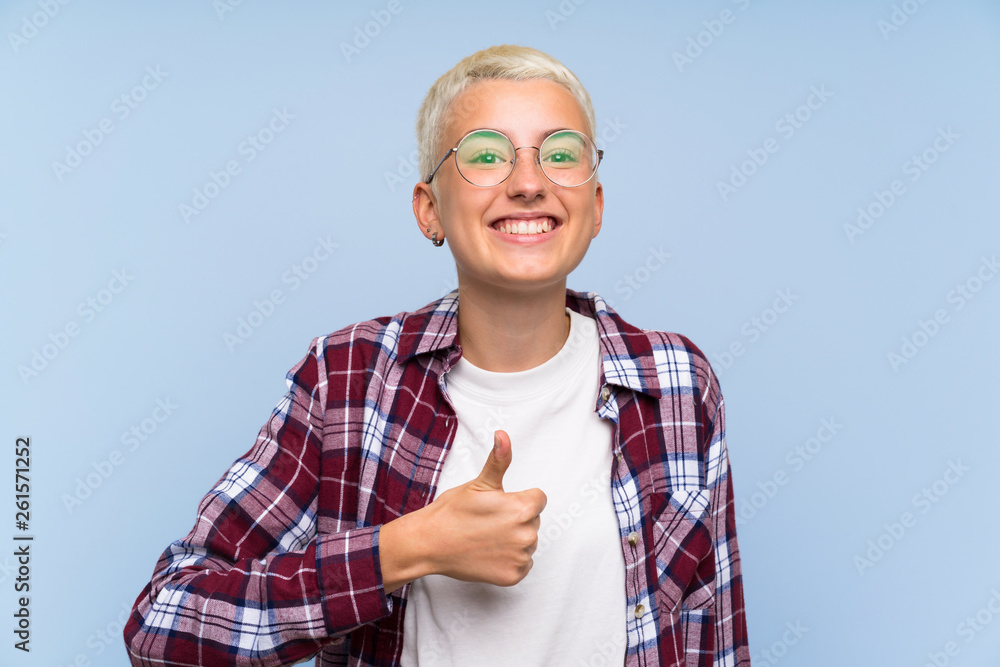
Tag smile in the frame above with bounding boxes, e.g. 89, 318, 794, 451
490, 217, 558, 235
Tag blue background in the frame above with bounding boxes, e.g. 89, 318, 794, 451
2, 1, 998, 665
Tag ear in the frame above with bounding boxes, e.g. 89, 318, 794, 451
592, 180, 604, 239
412, 183, 440, 241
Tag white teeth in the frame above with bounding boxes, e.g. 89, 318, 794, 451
495, 217, 555, 235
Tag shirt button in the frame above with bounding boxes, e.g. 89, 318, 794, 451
601, 385, 611, 401
627, 531, 638, 546
634, 603, 645, 618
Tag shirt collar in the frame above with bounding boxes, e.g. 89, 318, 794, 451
395, 288, 663, 399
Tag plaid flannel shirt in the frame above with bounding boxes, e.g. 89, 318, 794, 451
124, 288, 750, 666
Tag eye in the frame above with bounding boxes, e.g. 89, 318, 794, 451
467, 149, 508, 165
543, 148, 578, 165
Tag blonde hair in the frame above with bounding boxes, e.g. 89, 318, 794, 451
415, 44, 597, 196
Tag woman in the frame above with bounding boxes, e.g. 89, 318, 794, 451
124, 44, 750, 666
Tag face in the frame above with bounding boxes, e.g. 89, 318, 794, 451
413, 78, 604, 296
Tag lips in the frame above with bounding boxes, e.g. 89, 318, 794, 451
489, 215, 561, 235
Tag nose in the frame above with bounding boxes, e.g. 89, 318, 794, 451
505, 146, 546, 198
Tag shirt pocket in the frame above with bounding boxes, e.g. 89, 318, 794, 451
648, 487, 716, 614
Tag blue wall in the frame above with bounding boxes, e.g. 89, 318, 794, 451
2, 1, 998, 664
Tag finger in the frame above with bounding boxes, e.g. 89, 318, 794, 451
520, 487, 547, 513
475, 429, 511, 491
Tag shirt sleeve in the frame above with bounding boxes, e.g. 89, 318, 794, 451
123, 337, 393, 666
703, 376, 752, 666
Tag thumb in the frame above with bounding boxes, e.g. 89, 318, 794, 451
476, 429, 511, 491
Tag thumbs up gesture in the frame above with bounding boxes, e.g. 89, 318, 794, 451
471, 429, 514, 492
422, 429, 547, 586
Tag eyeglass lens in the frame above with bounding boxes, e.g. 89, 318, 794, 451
454, 130, 598, 187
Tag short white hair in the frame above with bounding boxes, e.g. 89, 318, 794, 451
415, 44, 597, 196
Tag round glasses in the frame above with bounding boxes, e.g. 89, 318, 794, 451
425, 128, 604, 188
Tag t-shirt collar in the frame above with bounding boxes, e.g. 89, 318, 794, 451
395, 288, 663, 399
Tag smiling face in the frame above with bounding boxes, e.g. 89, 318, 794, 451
414, 78, 604, 297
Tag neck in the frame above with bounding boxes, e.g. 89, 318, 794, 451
455, 278, 570, 372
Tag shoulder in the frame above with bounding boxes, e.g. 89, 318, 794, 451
633, 326, 725, 430
276, 315, 396, 397
308, 312, 403, 370
304, 291, 451, 370
642, 329, 719, 400
570, 288, 722, 413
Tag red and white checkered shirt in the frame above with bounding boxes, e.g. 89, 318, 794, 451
124, 288, 750, 666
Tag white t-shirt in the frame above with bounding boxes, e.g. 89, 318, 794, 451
400, 307, 626, 666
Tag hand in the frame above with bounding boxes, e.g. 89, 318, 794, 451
423, 429, 547, 586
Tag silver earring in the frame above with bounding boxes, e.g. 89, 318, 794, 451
431, 231, 444, 247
